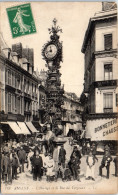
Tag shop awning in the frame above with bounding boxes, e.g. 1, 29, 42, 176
25, 122, 38, 133
1, 122, 22, 134
0, 129, 4, 136
86, 118, 118, 141
17, 122, 31, 135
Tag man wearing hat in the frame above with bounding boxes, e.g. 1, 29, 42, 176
2, 152, 12, 184
113, 152, 118, 177
18, 146, 26, 173
99, 150, 112, 179
32, 150, 43, 181
71, 145, 81, 160
70, 146, 81, 181
59, 145, 66, 168
3, 143, 9, 154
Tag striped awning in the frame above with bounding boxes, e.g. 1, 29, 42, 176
25, 122, 38, 133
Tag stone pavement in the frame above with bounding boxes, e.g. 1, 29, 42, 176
1, 155, 117, 194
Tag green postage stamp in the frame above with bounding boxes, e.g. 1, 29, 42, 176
6, 3, 36, 38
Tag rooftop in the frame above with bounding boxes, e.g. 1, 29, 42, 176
81, 8, 117, 53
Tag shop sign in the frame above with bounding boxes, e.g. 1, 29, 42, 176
86, 118, 118, 141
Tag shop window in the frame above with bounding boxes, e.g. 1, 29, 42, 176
104, 64, 112, 80
104, 34, 112, 50
103, 93, 113, 113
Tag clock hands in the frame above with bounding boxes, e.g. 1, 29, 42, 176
45, 46, 52, 55
44, 44, 57, 59
49, 46, 52, 53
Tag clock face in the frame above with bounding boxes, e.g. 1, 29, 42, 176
44, 44, 58, 59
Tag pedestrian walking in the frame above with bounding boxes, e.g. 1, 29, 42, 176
27, 148, 34, 173
3, 143, 9, 154
32, 150, 43, 181
12, 152, 19, 180
2, 152, 12, 185
70, 153, 81, 181
59, 145, 66, 168
113, 152, 118, 177
86, 150, 98, 181
99, 150, 112, 179
18, 146, 26, 173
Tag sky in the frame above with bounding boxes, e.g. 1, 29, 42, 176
1, 2, 102, 97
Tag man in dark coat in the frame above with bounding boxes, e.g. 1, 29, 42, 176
2, 152, 12, 184
71, 146, 81, 159
18, 146, 26, 173
32, 150, 43, 181
113, 153, 118, 177
70, 146, 81, 181
12, 153, 19, 180
99, 150, 112, 179
59, 145, 66, 168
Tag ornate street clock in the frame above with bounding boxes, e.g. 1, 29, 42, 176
42, 18, 64, 136
44, 43, 58, 60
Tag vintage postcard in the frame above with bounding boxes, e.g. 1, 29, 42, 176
0, 1, 118, 194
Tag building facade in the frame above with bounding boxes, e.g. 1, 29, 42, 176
0, 34, 39, 138
81, 3, 118, 149
62, 92, 83, 138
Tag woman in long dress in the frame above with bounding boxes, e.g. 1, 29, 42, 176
13, 8, 31, 34
86, 150, 98, 181
27, 149, 34, 173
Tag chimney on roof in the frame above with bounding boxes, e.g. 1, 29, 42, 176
12, 43, 22, 58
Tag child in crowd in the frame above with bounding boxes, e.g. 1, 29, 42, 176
64, 164, 71, 181
46, 154, 55, 182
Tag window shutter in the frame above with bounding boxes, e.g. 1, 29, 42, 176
104, 34, 112, 50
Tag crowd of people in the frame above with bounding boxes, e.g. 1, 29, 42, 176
1, 138, 118, 185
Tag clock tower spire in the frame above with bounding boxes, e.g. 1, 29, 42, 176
42, 19, 64, 136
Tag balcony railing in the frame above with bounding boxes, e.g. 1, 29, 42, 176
87, 112, 118, 120
24, 92, 31, 99
90, 80, 118, 90
104, 108, 113, 113
24, 111, 31, 115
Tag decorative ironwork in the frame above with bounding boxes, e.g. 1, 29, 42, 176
87, 113, 118, 120
48, 18, 62, 35
42, 19, 64, 135
89, 79, 118, 92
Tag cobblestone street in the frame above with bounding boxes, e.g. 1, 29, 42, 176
2, 155, 117, 194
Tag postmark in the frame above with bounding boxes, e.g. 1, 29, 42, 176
6, 3, 36, 38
